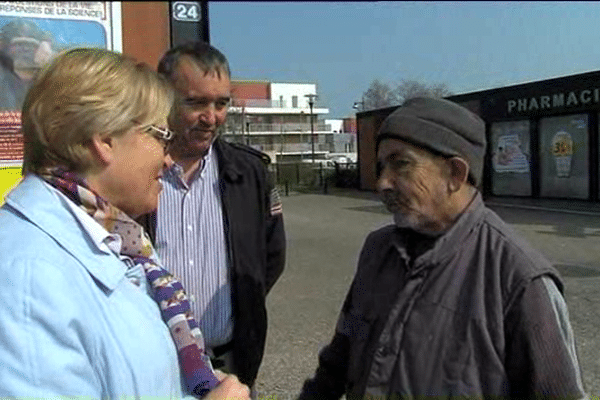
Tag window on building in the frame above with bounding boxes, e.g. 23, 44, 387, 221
490, 120, 531, 196
279, 95, 284, 108
292, 95, 298, 108
539, 114, 588, 199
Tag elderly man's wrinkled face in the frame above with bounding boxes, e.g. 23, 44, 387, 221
377, 138, 452, 233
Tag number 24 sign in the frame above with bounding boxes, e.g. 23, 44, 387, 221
173, 1, 201, 22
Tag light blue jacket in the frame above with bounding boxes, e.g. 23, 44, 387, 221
0, 175, 194, 399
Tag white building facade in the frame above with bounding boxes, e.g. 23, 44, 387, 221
224, 80, 355, 163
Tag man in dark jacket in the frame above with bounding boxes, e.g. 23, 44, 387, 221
298, 97, 586, 398
140, 41, 286, 388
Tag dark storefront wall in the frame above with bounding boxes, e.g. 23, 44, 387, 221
449, 71, 600, 201
357, 71, 600, 200
356, 106, 399, 191
356, 102, 600, 200
598, 114, 600, 199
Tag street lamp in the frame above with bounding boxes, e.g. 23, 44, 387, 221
353, 94, 366, 112
305, 94, 317, 164
246, 121, 250, 145
240, 103, 246, 145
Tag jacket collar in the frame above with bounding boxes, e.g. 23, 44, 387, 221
428, 192, 485, 262
212, 138, 243, 182
5, 174, 126, 291
392, 192, 485, 270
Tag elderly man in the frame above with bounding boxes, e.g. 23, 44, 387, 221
298, 97, 586, 398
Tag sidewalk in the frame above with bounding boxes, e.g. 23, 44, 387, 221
258, 189, 600, 397
295, 186, 600, 216
485, 195, 600, 216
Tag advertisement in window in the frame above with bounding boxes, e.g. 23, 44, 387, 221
490, 120, 531, 196
0, 1, 121, 202
539, 114, 589, 199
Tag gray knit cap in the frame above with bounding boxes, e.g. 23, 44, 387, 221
376, 97, 486, 187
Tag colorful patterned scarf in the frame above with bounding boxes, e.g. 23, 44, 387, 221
41, 168, 219, 398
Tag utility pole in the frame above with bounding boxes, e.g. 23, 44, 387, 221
240, 104, 245, 145
280, 125, 284, 162
305, 94, 317, 164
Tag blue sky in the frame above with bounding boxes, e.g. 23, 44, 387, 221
210, 1, 600, 118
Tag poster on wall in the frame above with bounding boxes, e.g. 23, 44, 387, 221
490, 120, 531, 196
539, 114, 588, 199
0, 1, 122, 166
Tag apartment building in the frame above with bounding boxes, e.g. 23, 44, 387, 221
224, 80, 356, 163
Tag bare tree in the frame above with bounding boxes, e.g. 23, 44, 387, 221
362, 79, 398, 111
428, 82, 453, 99
395, 80, 453, 104
360, 79, 453, 111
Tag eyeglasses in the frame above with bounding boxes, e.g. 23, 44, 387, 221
143, 124, 175, 149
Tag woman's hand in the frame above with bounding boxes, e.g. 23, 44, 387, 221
205, 372, 250, 400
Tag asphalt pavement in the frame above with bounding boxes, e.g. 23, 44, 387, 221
254, 188, 600, 399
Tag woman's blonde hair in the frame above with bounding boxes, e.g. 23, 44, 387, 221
22, 47, 175, 174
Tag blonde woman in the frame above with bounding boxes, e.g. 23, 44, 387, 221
0, 48, 249, 400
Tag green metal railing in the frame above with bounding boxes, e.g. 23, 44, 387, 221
270, 162, 358, 195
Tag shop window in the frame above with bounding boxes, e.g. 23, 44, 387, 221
539, 114, 588, 199
598, 113, 600, 199
490, 120, 532, 196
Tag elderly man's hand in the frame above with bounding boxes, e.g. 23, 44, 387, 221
205, 371, 250, 400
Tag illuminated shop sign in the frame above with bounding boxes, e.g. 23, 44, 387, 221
507, 89, 600, 114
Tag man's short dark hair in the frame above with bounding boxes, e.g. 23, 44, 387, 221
157, 41, 230, 81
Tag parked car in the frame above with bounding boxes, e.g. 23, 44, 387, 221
301, 159, 335, 168
330, 156, 357, 169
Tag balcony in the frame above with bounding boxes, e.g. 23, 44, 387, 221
221, 132, 355, 155
232, 99, 286, 108
229, 99, 329, 115
243, 123, 332, 133
250, 143, 333, 153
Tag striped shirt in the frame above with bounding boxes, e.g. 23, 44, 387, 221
154, 146, 233, 348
